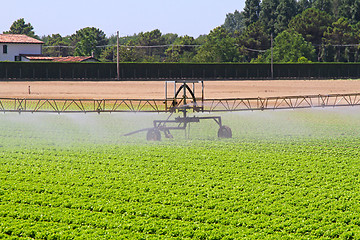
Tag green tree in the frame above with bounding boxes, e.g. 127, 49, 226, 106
259, 0, 279, 34
289, 8, 333, 44
243, 0, 261, 27
100, 42, 141, 62
163, 33, 178, 44
194, 27, 240, 62
332, 0, 342, 17
237, 21, 270, 62
3, 18, 37, 38
222, 10, 246, 34
42, 34, 73, 57
136, 29, 166, 61
296, 0, 313, 13
165, 35, 197, 62
107, 33, 139, 46
338, 0, 353, 19
312, 0, 332, 13
338, 0, 360, 24
266, 30, 316, 62
99, 46, 116, 62
71, 27, 108, 58
137, 29, 165, 46
195, 35, 207, 45
351, 0, 360, 24
274, 0, 297, 34
289, 8, 333, 61
322, 18, 358, 61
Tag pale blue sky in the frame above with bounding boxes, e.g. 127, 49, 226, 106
3, 0, 245, 38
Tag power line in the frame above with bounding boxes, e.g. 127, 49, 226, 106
43, 45, 75, 48
243, 47, 267, 53
97, 44, 202, 48
313, 44, 360, 47
43, 44, 202, 49
43, 43, 360, 52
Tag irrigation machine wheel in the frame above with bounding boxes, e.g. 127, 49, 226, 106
164, 130, 173, 139
146, 128, 162, 141
218, 125, 232, 138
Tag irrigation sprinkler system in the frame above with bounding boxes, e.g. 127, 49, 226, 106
123, 80, 232, 140
1, 80, 360, 140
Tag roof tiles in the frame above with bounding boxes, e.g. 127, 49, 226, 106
52, 56, 95, 62
23, 56, 55, 61
21, 55, 96, 62
0, 34, 43, 44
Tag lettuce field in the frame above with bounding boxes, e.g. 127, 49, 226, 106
1, 109, 360, 239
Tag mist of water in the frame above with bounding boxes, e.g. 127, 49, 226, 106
1, 106, 360, 148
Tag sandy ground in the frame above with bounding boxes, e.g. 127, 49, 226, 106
0, 80, 360, 99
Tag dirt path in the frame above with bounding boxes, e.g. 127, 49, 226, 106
0, 80, 360, 99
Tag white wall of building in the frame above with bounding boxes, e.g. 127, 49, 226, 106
0, 44, 42, 61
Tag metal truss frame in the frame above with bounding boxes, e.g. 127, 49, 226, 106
203, 93, 360, 112
1, 93, 360, 113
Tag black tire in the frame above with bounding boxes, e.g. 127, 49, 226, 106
146, 129, 161, 141
218, 125, 232, 138
164, 130, 173, 139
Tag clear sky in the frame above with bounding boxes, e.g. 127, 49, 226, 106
2, 0, 245, 38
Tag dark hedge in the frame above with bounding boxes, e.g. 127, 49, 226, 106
0, 62, 359, 80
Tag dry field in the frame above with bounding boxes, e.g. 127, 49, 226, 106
0, 80, 360, 99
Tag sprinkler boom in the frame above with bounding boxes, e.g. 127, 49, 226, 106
1, 80, 360, 140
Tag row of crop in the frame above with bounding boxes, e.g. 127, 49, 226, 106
3, 183, 360, 227
0, 202, 253, 240
4, 176, 358, 219
2, 205, 358, 240
1, 192, 359, 239
2, 110, 360, 238
2, 141, 360, 238
0, 216, 167, 240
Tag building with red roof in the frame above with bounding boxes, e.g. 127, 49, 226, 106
52, 56, 98, 62
0, 34, 98, 62
20, 55, 98, 62
0, 34, 44, 61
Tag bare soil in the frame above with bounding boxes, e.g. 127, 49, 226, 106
0, 80, 360, 99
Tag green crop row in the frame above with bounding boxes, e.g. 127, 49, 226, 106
1, 109, 360, 239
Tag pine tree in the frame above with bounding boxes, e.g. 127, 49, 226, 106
222, 10, 246, 34
274, 0, 297, 35
243, 0, 261, 27
3, 18, 37, 38
312, 0, 333, 13
289, 8, 333, 44
296, 0, 313, 13
259, 0, 279, 35
338, 0, 360, 24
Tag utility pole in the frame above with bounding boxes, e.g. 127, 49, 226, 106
117, 31, 120, 81
271, 33, 274, 79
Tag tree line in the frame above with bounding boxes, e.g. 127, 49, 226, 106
4, 0, 360, 64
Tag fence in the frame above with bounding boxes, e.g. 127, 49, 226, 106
1, 62, 360, 80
